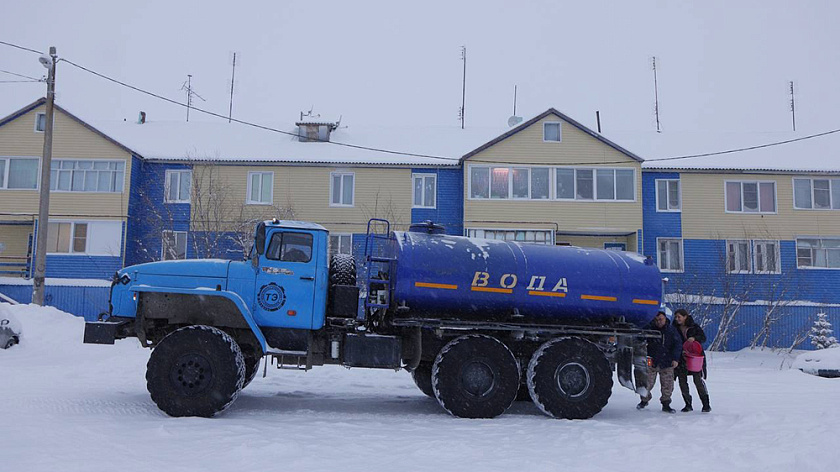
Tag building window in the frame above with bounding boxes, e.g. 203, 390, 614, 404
796, 237, 840, 269
657, 238, 683, 272
44, 220, 122, 256
543, 122, 561, 142
49, 160, 125, 193
467, 228, 552, 245
329, 233, 353, 258
726, 240, 751, 273
330, 172, 354, 206
725, 181, 776, 213
469, 165, 634, 201
35, 113, 47, 132
247, 171, 273, 204
162, 231, 187, 260
0, 157, 39, 190
470, 166, 489, 199
793, 178, 840, 210
754, 240, 780, 274
164, 170, 191, 203
412, 174, 436, 208
530, 167, 550, 199
656, 179, 681, 212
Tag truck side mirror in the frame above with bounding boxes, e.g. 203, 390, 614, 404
254, 222, 267, 256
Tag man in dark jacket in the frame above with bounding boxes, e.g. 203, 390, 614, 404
637, 310, 682, 413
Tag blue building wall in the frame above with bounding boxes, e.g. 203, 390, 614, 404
126, 159, 192, 266
0, 284, 111, 320
29, 220, 124, 280
410, 168, 463, 236
641, 171, 681, 257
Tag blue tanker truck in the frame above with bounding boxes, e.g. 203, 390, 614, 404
84, 219, 663, 419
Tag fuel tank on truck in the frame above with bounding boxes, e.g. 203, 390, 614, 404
390, 231, 663, 328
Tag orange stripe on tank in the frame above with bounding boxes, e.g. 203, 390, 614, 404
581, 294, 618, 302
632, 298, 660, 305
471, 286, 513, 294
528, 291, 566, 298
414, 282, 458, 290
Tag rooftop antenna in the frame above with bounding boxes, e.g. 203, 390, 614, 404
459, 46, 467, 129
180, 74, 205, 122
228, 52, 238, 123
507, 85, 523, 128
651, 56, 662, 133
596, 110, 601, 133
789, 80, 796, 131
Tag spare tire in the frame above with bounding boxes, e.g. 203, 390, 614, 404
330, 253, 357, 286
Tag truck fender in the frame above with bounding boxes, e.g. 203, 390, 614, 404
130, 285, 267, 352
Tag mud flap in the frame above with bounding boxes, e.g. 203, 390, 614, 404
632, 341, 649, 398
616, 345, 635, 391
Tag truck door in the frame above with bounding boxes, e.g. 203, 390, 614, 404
253, 230, 317, 329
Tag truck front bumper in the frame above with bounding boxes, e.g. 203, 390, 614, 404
83, 317, 133, 344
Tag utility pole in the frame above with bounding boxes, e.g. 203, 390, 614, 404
459, 46, 466, 129
228, 53, 237, 123
652, 56, 661, 133
789, 81, 796, 132
186, 75, 192, 122
32, 46, 57, 306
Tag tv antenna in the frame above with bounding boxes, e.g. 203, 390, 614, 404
651, 56, 662, 133
789, 81, 796, 131
459, 46, 467, 129
228, 52, 238, 123
181, 74, 205, 122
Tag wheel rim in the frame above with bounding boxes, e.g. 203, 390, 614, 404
170, 352, 213, 396
554, 362, 590, 398
459, 360, 496, 398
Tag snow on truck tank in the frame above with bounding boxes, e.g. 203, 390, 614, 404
391, 231, 662, 328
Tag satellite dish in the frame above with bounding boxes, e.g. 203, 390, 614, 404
507, 116, 523, 127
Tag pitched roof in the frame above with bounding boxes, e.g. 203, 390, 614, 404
460, 108, 645, 163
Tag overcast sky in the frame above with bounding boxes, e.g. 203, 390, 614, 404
2, 0, 838, 140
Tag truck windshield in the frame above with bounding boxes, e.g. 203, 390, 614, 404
266, 232, 313, 263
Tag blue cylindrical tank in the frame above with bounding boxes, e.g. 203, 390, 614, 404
391, 231, 662, 328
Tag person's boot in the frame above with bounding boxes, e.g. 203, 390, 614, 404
681, 394, 693, 412
636, 400, 649, 410
700, 395, 711, 413
661, 401, 676, 413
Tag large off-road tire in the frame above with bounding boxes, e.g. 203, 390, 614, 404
329, 253, 356, 286
411, 361, 435, 398
432, 335, 520, 419
527, 337, 613, 420
146, 325, 246, 418
242, 351, 262, 389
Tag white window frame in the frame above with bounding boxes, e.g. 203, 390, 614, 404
792, 177, 840, 210
656, 237, 684, 273
34, 112, 47, 132
724, 180, 777, 214
45, 221, 89, 255
330, 171, 355, 207
466, 164, 636, 202
796, 236, 840, 270
411, 173, 437, 209
466, 227, 554, 245
655, 179, 681, 212
543, 122, 562, 142
49, 159, 126, 194
725, 239, 752, 274
753, 240, 781, 274
164, 169, 191, 203
0, 156, 41, 190
329, 233, 353, 258
45, 220, 123, 256
246, 171, 274, 205
161, 230, 188, 260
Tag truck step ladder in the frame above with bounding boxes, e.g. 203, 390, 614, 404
362, 218, 396, 319
265, 349, 310, 371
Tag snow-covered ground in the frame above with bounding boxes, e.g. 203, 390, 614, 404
1, 304, 838, 472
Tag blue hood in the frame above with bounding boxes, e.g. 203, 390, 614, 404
123, 259, 232, 278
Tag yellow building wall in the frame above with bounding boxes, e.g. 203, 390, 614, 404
0, 104, 132, 221
192, 163, 413, 234
464, 115, 643, 234
680, 172, 840, 240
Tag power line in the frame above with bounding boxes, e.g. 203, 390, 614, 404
8, 45, 838, 166
0, 80, 41, 84
0, 40, 44, 55
0, 68, 42, 81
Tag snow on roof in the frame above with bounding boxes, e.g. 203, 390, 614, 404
605, 130, 840, 173
93, 119, 504, 166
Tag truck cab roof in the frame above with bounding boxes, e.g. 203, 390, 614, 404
264, 219, 328, 232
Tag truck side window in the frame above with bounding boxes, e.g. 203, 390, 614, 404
266, 232, 313, 263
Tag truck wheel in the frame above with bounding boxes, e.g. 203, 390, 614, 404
146, 325, 246, 418
432, 335, 519, 418
527, 337, 612, 420
242, 352, 261, 389
329, 253, 356, 286
411, 362, 435, 398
